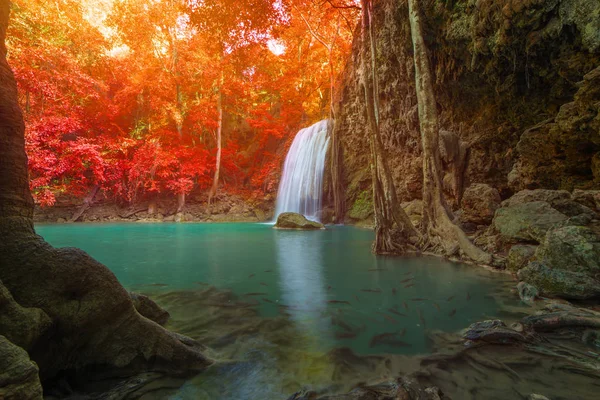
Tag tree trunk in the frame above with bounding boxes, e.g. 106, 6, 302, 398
360, 0, 419, 254
70, 185, 100, 222
0, 1, 211, 382
407, 0, 491, 264
207, 74, 223, 212
176, 192, 185, 214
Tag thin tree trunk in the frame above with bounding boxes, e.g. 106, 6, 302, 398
360, 0, 419, 254
407, 0, 491, 264
176, 192, 185, 214
207, 71, 223, 212
70, 185, 100, 222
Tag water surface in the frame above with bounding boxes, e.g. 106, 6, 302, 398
36, 223, 520, 398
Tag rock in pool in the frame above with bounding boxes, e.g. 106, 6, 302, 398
274, 212, 325, 230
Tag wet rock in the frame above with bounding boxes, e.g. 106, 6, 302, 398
493, 201, 568, 243
461, 183, 501, 224
463, 320, 526, 344
518, 262, 600, 300
0, 280, 51, 350
274, 212, 325, 230
517, 282, 539, 304
536, 226, 600, 275
0, 335, 43, 400
130, 292, 170, 326
507, 245, 537, 273
527, 395, 550, 400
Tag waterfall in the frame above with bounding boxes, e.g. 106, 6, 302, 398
275, 120, 330, 222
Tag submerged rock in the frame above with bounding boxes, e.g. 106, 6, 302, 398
461, 183, 501, 225
518, 262, 600, 300
506, 245, 537, 273
130, 292, 170, 326
493, 201, 568, 243
0, 335, 43, 400
274, 212, 325, 230
517, 282, 539, 304
463, 320, 526, 344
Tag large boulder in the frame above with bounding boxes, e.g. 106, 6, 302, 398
493, 201, 568, 243
517, 262, 600, 300
0, 280, 51, 351
0, 335, 43, 400
536, 226, 600, 275
572, 190, 600, 212
461, 183, 501, 225
501, 189, 571, 208
506, 245, 537, 273
274, 212, 325, 230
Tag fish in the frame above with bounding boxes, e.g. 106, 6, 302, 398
260, 282, 268, 287
447, 295, 455, 302
403, 301, 409, 311
354, 295, 360, 302
194, 282, 209, 286
148, 283, 168, 287
466, 292, 471, 301
327, 285, 333, 290
368, 268, 387, 272
387, 308, 406, 317
404, 271, 413, 276
417, 307, 426, 328
244, 292, 267, 296
403, 283, 415, 288
335, 332, 358, 340
400, 328, 406, 337
449, 309, 456, 317
376, 312, 399, 324
262, 298, 275, 304
361, 288, 382, 293
331, 317, 354, 332
411, 298, 427, 302
369, 331, 407, 348
432, 302, 441, 312
264, 270, 272, 273
248, 274, 255, 278
392, 288, 397, 295
400, 278, 414, 283
328, 300, 351, 305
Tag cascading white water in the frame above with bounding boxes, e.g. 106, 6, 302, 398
275, 120, 330, 222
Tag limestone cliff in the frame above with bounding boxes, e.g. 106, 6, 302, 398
331, 0, 600, 223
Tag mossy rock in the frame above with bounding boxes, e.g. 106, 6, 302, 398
348, 191, 373, 221
274, 213, 325, 230
517, 262, 600, 300
0, 335, 42, 400
493, 201, 568, 243
507, 245, 537, 273
536, 225, 600, 275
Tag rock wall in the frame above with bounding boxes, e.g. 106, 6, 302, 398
332, 0, 600, 223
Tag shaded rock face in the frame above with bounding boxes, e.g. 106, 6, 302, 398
461, 183, 501, 224
0, 335, 43, 400
274, 212, 325, 230
331, 0, 600, 219
493, 201, 568, 243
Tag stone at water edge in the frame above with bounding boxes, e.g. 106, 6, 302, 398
517, 282, 539, 304
518, 261, 600, 300
130, 292, 170, 326
274, 212, 325, 230
535, 225, 600, 275
506, 244, 537, 273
